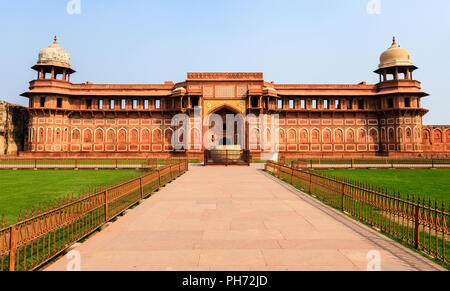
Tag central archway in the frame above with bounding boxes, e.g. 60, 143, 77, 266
207, 104, 245, 150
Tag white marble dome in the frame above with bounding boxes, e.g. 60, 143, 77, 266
37, 36, 71, 69
379, 37, 414, 69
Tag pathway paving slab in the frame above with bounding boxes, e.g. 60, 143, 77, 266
46, 164, 445, 271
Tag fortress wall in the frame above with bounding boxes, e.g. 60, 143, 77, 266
0, 101, 28, 156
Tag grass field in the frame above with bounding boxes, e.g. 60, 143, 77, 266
316, 169, 450, 205
0, 170, 143, 227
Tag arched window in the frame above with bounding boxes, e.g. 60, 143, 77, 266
311, 129, 320, 144
423, 130, 430, 144
142, 129, 151, 145
287, 129, 296, 144
130, 129, 139, 144
388, 128, 395, 143
72, 129, 81, 143
405, 128, 412, 143
38, 128, 45, 143
106, 129, 115, 144
433, 130, 442, 143
95, 129, 104, 144
84, 130, 92, 143
152, 129, 162, 144
369, 129, 378, 144
165, 129, 173, 146
55, 128, 61, 144
278, 129, 286, 144
323, 129, 332, 144
346, 129, 355, 143
335, 129, 343, 143
358, 129, 366, 144
118, 129, 127, 144
300, 129, 308, 144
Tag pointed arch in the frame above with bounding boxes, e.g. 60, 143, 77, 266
278, 128, 286, 144
322, 128, 332, 144
311, 128, 320, 144
152, 128, 162, 144
346, 128, 355, 143
106, 128, 116, 144
357, 128, 366, 144
334, 128, 344, 144
405, 127, 412, 143
83, 128, 93, 143
130, 128, 139, 144
141, 128, 151, 145
55, 127, 62, 144
287, 128, 297, 144
433, 129, 443, 143
388, 128, 395, 143
71, 128, 81, 143
369, 128, 379, 144
118, 128, 127, 144
95, 128, 104, 144
299, 128, 308, 144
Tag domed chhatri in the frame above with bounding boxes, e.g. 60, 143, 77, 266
379, 37, 414, 69
37, 36, 72, 69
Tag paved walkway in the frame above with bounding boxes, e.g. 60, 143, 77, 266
47, 165, 444, 271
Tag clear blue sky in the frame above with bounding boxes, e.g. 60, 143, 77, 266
0, 0, 449, 124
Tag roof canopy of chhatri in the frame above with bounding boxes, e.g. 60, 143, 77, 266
37, 36, 72, 69
379, 37, 415, 69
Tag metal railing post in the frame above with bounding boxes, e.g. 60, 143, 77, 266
309, 172, 312, 193
140, 177, 144, 199
341, 183, 345, 211
105, 190, 109, 222
414, 205, 420, 249
290, 162, 294, 184
9, 226, 16, 271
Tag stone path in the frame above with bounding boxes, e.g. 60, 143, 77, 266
46, 164, 444, 271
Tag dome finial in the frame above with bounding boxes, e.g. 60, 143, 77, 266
53, 35, 58, 44
392, 36, 397, 46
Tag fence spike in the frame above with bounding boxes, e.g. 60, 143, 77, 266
2, 215, 5, 229
25, 209, 29, 220
18, 210, 22, 222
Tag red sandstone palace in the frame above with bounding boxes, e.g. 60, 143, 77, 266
19, 37, 450, 158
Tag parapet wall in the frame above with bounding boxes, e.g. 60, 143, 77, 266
422, 125, 450, 156
0, 101, 28, 156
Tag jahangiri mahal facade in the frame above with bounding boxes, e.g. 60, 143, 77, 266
17, 36, 450, 159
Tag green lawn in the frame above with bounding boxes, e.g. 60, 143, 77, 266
0, 170, 143, 227
316, 169, 450, 206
